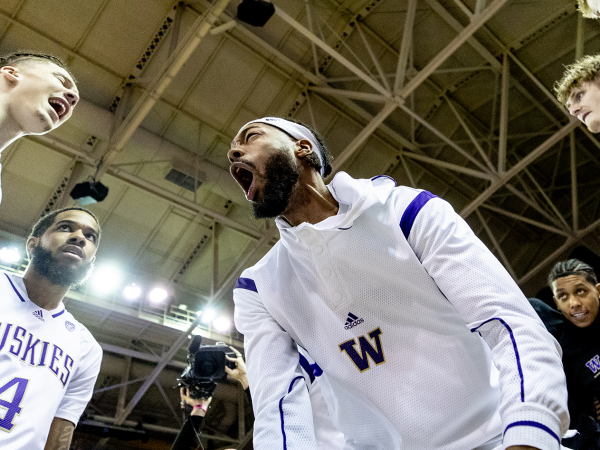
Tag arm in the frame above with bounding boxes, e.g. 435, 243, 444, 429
170, 388, 211, 450
234, 275, 317, 449
44, 417, 74, 450
405, 195, 568, 450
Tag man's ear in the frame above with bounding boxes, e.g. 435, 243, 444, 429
25, 236, 38, 257
0, 66, 20, 84
295, 139, 313, 158
596, 283, 600, 298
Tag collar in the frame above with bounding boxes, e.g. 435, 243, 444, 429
5, 272, 66, 318
275, 172, 396, 234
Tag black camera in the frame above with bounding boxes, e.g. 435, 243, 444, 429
178, 336, 237, 399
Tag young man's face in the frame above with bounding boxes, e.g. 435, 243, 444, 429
567, 81, 600, 133
1, 59, 79, 135
552, 274, 600, 328
228, 124, 301, 219
27, 210, 99, 287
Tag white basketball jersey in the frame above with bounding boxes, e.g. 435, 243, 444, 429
0, 273, 102, 450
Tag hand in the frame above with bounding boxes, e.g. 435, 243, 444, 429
180, 387, 212, 417
224, 346, 248, 390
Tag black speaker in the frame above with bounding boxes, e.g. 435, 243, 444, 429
237, 0, 275, 27
70, 181, 109, 205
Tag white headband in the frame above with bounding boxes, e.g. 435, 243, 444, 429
237, 117, 325, 177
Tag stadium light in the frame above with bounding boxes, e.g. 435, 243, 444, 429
123, 283, 141, 300
213, 317, 231, 332
0, 247, 20, 263
201, 309, 216, 323
90, 265, 122, 295
149, 287, 168, 303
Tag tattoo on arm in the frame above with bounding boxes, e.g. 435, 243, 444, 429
44, 417, 75, 450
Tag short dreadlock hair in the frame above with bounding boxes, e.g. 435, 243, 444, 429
548, 259, 598, 287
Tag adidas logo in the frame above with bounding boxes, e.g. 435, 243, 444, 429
32, 310, 44, 322
344, 312, 363, 330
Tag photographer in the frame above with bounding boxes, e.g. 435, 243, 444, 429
171, 346, 249, 450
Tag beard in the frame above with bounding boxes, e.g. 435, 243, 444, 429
252, 151, 300, 219
30, 245, 94, 287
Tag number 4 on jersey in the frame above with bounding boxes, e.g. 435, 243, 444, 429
0, 378, 29, 432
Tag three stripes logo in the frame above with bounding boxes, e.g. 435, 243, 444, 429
32, 310, 44, 322
344, 312, 364, 330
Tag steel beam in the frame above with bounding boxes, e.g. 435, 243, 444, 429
273, 6, 390, 97
95, 0, 232, 179
518, 217, 600, 285
401, 0, 510, 98
393, 0, 418, 93
460, 121, 578, 218
475, 209, 516, 278
498, 54, 509, 173
114, 316, 201, 425
330, 100, 398, 174
481, 204, 570, 237
571, 132, 579, 232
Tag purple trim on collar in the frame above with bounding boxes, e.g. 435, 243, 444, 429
52, 309, 65, 318
4, 273, 25, 302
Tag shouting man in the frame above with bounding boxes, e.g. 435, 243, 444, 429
0, 52, 79, 202
555, 54, 600, 133
228, 117, 568, 450
0, 207, 102, 450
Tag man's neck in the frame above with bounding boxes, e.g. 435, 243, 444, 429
21, 269, 69, 311
280, 171, 339, 227
0, 98, 23, 153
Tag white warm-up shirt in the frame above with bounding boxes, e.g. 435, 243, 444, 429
233, 172, 568, 450
0, 273, 102, 450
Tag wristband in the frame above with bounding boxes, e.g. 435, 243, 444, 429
193, 404, 207, 411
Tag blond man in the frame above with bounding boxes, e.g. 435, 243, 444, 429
555, 54, 600, 132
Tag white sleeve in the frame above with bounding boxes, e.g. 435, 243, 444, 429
406, 195, 569, 450
54, 330, 102, 425
234, 275, 317, 450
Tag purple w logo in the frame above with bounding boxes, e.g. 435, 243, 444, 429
586, 355, 600, 374
339, 327, 385, 372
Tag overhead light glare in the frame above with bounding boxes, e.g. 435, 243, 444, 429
201, 309, 216, 323
123, 283, 141, 300
90, 265, 122, 294
149, 287, 168, 303
0, 247, 20, 263
213, 317, 231, 332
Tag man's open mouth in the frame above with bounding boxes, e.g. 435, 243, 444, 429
62, 245, 84, 259
48, 97, 70, 120
231, 164, 256, 201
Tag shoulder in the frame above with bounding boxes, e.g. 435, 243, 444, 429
63, 311, 102, 357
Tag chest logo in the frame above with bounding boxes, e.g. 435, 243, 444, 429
586, 355, 600, 374
65, 321, 75, 332
339, 327, 385, 372
32, 310, 44, 322
344, 312, 364, 330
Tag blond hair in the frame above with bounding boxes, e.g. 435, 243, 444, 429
554, 54, 600, 105
578, 0, 598, 19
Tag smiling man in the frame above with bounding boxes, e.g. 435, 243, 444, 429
555, 54, 600, 132
0, 207, 102, 450
543, 260, 600, 448
228, 117, 569, 450
0, 52, 79, 203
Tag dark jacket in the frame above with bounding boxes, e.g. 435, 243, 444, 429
529, 298, 600, 449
